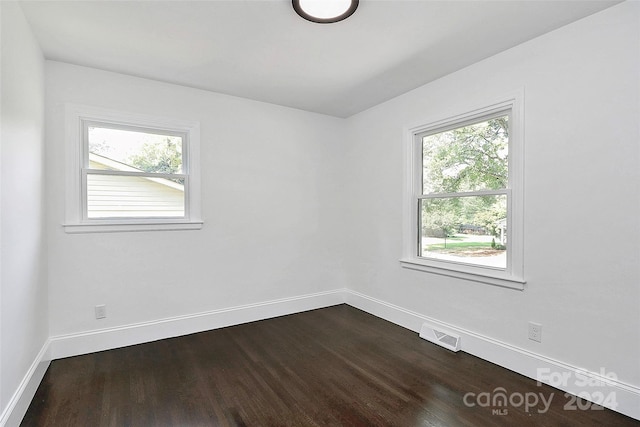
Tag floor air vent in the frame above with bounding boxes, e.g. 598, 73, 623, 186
419, 323, 461, 352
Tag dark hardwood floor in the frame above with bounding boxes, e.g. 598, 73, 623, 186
22, 305, 638, 426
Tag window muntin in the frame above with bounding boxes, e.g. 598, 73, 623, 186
418, 114, 509, 270
82, 122, 188, 220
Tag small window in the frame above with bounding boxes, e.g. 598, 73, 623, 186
401, 94, 524, 288
65, 105, 202, 233
85, 123, 187, 219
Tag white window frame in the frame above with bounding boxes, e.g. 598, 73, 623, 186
64, 104, 203, 233
400, 91, 525, 289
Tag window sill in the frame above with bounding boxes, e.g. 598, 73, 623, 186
63, 220, 203, 234
399, 258, 525, 290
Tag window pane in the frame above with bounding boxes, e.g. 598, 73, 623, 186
422, 116, 508, 194
88, 126, 183, 174
87, 173, 184, 218
420, 195, 507, 269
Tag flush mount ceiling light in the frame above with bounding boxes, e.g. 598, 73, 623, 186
293, 0, 359, 24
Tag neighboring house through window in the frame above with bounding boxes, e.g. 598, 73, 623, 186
401, 92, 524, 289
64, 105, 202, 233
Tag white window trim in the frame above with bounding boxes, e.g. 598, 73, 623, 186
400, 90, 525, 289
64, 104, 203, 233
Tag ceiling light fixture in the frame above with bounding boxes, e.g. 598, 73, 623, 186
293, 0, 359, 24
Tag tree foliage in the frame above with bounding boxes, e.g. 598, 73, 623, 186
129, 137, 182, 174
421, 117, 509, 240
422, 199, 460, 238
422, 116, 508, 194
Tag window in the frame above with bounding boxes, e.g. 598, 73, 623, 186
401, 94, 524, 288
64, 105, 202, 233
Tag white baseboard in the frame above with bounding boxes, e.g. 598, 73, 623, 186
2, 289, 345, 426
344, 289, 640, 421
49, 289, 346, 360
5, 288, 639, 425
0, 341, 51, 427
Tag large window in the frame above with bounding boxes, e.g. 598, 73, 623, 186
401, 95, 524, 288
64, 105, 202, 233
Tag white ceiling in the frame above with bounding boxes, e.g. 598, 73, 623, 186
20, 0, 621, 117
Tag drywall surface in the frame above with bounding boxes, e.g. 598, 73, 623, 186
343, 1, 639, 387
45, 61, 347, 337
0, 0, 48, 417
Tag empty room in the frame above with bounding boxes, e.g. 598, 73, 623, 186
1, 0, 639, 425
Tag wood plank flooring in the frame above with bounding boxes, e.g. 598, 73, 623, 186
22, 305, 639, 426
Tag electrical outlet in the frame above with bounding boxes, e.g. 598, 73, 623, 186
528, 322, 542, 342
95, 304, 106, 319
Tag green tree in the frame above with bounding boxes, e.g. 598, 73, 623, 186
421, 117, 508, 240
423, 116, 508, 193
422, 199, 460, 247
472, 198, 507, 237
129, 137, 182, 174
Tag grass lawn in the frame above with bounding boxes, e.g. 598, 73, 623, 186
426, 241, 493, 250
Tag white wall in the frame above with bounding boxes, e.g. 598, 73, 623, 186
343, 0, 639, 389
0, 0, 48, 422
45, 62, 347, 337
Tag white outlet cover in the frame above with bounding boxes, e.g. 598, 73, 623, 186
95, 305, 106, 319
528, 322, 542, 342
